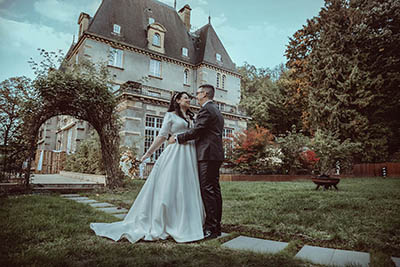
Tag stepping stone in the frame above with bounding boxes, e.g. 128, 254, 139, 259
331, 248, 370, 267
296, 245, 335, 265
66, 196, 90, 201
295, 245, 370, 267
113, 213, 127, 220
222, 236, 288, 254
96, 207, 128, 214
392, 257, 400, 267
75, 199, 97, 203
60, 194, 80, 198
219, 232, 229, 238
89, 202, 114, 208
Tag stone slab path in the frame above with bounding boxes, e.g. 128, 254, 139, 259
393, 257, 400, 267
295, 245, 370, 266
222, 236, 288, 254
61, 194, 129, 219
61, 194, 399, 266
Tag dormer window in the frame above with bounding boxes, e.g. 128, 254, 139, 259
149, 17, 155, 24
182, 47, 188, 57
147, 22, 167, 54
153, 33, 161, 46
113, 24, 121, 34
216, 53, 222, 62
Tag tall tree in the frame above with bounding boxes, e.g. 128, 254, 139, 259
285, 0, 400, 162
0, 77, 34, 147
238, 63, 300, 134
0, 77, 35, 177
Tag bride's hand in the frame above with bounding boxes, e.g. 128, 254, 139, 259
168, 135, 176, 144
140, 153, 149, 163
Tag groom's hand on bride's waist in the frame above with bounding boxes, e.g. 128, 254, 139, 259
168, 135, 177, 144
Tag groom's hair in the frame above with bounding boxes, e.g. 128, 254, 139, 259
199, 84, 215, 99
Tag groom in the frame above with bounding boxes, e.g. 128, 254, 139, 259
171, 84, 224, 239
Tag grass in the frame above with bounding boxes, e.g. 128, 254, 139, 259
1, 178, 399, 266
88, 178, 400, 259
0, 194, 308, 266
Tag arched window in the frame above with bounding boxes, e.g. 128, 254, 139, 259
184, 69, 189, 84
222, 74, 226, 89
216, 73, 221, 88
152, 33, 161, 46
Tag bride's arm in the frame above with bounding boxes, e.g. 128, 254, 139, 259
140, 136, 167, 162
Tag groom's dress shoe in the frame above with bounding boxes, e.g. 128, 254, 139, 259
203, 230, 218, 239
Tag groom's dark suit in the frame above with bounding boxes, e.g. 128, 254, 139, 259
177, 101, 224, 235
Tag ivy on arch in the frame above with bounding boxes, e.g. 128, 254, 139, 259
22, 50, 124, 188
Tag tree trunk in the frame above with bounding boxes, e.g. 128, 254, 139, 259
24, 137, 36, 189
98, 121, 123, 188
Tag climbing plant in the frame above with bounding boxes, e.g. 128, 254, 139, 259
21, 49, 124, 188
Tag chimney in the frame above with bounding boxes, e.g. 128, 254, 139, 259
178, 4, 191, 32
78, 12, 90, 38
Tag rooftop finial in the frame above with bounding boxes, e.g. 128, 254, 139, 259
208, 15, 211, 24
174, 0, 176, 9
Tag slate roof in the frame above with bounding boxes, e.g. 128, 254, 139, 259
83, 0, 237, 73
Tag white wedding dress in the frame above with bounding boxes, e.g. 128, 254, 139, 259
90, 112, 205, 243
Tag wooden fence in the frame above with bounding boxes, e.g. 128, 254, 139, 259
353, 162, 400, 177
34, 150, 67, 174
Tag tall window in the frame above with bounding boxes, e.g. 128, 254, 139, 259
223, 128, 234, 139
222, 74, 226, 89
223, 127, 234, 157
217, 102, 225, 111
144, 115, 164, 161
216, 73, 221, 88
113, 24, 121, 34
152, 33, 161, 46
149, 59, 161, 77
109, 47, 123, 68
184, 69, 189, 84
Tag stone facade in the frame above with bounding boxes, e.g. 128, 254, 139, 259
37, 0, 248, 162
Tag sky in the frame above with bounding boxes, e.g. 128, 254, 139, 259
0, 0, 326, 82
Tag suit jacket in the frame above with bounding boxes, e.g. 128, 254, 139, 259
177, 101, 224, 161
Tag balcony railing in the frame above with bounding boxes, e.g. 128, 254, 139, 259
115, 83, 249, 118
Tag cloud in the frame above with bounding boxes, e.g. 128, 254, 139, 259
191, 7, 227, 30
34, 0, 101, 23
0, 16, 71, 52
34, 0, 77, 22
214, 22, 291, 68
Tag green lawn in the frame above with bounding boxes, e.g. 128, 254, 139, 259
1, 178, 399, 266
0, 194, 306, 266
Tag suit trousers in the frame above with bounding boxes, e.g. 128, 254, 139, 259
197, 160, 223, 233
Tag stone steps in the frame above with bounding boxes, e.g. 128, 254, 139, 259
33, 183, 104, 193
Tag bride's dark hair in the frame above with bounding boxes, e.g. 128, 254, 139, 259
167, 91, 194, 126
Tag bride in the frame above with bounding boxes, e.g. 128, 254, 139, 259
90, 92, 204, 243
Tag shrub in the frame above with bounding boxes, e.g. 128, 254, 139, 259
275, 125, 311, 174
231, 126, 283, 174
64, 130, 104, 174
310, 129, 361, 175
